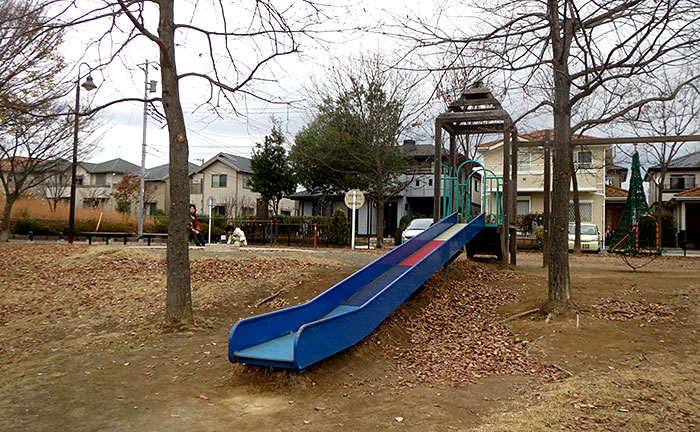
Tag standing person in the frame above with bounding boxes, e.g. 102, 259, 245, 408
189, 204, 205, 247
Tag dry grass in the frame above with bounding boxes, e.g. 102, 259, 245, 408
2, 196, 133, 225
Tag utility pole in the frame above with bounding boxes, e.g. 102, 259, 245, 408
137, 60, 157, 241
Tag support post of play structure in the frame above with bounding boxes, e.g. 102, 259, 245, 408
501, 124, 511, 268
543, 130, 551, 267
449, 134, 457, 214
510, 128, 518, 266
433, 120, 442, 221
313, 223, 317, 249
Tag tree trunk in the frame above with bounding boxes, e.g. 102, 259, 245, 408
571, 162, 581, 254
160, 0, 193, 325
545, 0, 574, 314
0, 196, 15, 242
376, 194, 385, 249
655, 167, 668, 244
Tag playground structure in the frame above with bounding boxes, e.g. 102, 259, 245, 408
433, 83, 519, 267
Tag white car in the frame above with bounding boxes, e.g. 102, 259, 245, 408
400, 218, 433, 244
568, 223, 601, 252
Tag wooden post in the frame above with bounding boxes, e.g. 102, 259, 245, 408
510, 129, 518, 266
501, 126, 511, 268
543, 130, 551, 267
449, 133, 456, 214
433, 121, 442, 221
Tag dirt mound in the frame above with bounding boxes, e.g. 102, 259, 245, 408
366, 260, 564, 389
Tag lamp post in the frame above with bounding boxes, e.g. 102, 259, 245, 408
68, 64, 97, 244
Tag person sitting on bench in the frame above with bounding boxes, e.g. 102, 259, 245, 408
188, 204, 205, 247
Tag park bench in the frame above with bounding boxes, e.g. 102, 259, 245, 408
138, 233, 168, 246
83, 232, 134, 245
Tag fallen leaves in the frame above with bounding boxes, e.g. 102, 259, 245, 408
592, 298, 675, 323
0, 243, 319, 361
369, 261, 564, 389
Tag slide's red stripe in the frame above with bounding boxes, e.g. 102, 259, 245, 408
400, 240, 444, 266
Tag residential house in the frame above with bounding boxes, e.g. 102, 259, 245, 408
189, 152, 296, 218
33, 158, 141, 211
605, 148, 628, 188
144, 162, 200, 215
478, 129, 610, 241
289, 140, 482, 238
604, 184, 628, 244
77, 158, 141, 210
645, 150, 700, 247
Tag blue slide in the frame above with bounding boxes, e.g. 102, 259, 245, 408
228, 213, 485, 370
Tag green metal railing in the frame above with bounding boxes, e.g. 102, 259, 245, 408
441, 160, 502, 226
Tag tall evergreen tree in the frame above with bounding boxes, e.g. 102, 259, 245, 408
250, 120, 296, 216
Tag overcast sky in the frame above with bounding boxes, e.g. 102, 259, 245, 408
59, 1, 448, 169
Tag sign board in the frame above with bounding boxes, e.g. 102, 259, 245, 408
344, 189, 365, 210
207, 196, 216, 207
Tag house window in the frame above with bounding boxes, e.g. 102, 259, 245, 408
518, 151, 531, 169
213, 205, 226, 216
415, 180, 420, 187
568, 202, 593, 222
428, 179, 433, 187
95, 173, 107, 186
76, 175, 84, 186
669, 174, 695, 190
517, 199, 530, 215
189, 181, 202, 194
474, 179, 480, 192
574, 151, 593, 169
146, 202, 157, 216
211, 174, 227, 188
242, 175, 252, 189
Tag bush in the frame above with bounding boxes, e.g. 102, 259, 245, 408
517, 212, 543, 234
146, 216, 169, 233
11, 218, 133, 235
660, 212, 677, 246
328, 208, 350, 246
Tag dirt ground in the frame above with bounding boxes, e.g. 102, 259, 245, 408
0, 243, 698, 431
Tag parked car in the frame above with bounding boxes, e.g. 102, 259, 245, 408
568, 223, 601, 252
400, 218, 433, 244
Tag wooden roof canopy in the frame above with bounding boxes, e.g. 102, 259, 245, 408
435, 81, 515, 135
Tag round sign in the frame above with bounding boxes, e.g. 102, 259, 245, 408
344, 189, 365, 210
207, 196, 216, 207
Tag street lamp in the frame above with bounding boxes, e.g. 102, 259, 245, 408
68, 64, 97, 244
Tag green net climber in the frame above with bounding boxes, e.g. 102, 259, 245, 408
609, 151, 661, 261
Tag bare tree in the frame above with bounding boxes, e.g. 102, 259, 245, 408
47, 0, 334, 324
624, 71, 700, 224
36, 162, 70, 212
394, 0, 700, 314
0, 109, 75, 240
222, 194, 255, 219
0, 0, 68, 114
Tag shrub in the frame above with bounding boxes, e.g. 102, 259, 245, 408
517, 212, 543, 234
11, 218, 133, 235
328, 208, 350, 246
660, 212, 677, 246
